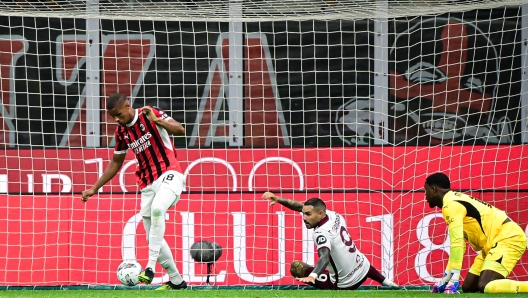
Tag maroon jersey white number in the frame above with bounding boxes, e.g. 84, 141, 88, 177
313, 210, 370, 288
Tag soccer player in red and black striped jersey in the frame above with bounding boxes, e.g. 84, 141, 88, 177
81, 93, 187, 291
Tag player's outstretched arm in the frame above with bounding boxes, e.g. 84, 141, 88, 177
262, 191, 304, 212
298, 247, 330, 284
431, 202, 466, 294
81, 153, 126, 203
142, 106, 185, 136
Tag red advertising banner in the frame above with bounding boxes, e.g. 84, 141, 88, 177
0, 192, 527, 286
0, 147, 527, 286
1, 146, 527, 193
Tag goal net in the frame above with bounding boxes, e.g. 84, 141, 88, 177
0, 0, 527, 288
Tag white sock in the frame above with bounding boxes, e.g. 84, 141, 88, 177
142, 217, 157, 271
382, 278, 398, 287
143, 217, 182, 284
146, 185, 179, 271
147, 214, 164, 271
159, 239, 184, 285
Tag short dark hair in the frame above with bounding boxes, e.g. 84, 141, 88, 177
106, 93, 127, 110
304, 197, 326, 211
426, 173, 451, 189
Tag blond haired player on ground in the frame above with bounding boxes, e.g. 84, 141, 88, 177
81, 93, 187, 291
425, 173, 527, 294
263, 192, 398, 290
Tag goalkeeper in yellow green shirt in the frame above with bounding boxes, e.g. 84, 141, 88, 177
425, 173, 527, 294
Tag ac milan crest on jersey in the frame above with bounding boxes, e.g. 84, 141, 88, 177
114, 107, 182, 188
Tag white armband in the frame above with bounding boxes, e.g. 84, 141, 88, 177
309, 272, 318, 279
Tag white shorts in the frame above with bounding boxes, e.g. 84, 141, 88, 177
140, 170, 185, 217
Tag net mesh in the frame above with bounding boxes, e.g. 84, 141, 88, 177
0, 0, 527, 288
0, 0, 527, 21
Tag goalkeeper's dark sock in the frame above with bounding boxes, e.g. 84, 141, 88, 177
366, 265, 386, 285
484, 279, 528, 293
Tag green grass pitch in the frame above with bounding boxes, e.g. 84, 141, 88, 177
2, 287, 528, 298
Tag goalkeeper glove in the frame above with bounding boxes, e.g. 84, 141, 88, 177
431, 271, 451, 293
443, 280, 460, 294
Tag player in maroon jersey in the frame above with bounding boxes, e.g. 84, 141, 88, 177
81, 93, 187, 291
263, 192, 399, 290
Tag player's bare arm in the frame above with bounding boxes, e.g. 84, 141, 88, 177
298, 247, 331, 284
262, 191, 304, 212
81, 153, 126, 202
142, 106, 185, 136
